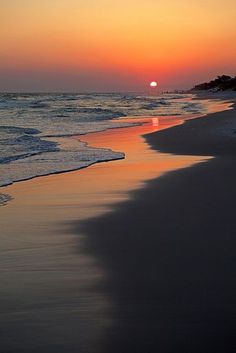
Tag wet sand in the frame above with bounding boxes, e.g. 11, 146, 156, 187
77, 101, 236, 353
0, 97, 235, 352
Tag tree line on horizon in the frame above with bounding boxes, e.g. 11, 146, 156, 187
192, 75, 236, 91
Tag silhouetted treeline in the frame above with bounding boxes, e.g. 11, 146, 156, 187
192, 75, 236, 91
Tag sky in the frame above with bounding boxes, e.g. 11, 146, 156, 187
0, 0, 236, 92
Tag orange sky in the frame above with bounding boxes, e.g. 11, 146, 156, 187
1, 0, 235, 91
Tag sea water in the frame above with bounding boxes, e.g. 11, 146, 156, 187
0, 93, 206, 188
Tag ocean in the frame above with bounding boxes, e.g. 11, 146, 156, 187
0, 92, 206, 188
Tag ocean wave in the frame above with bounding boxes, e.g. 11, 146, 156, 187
0, 126, 58, 165
182, 102, 203, 113
0, 92, 206, 188
0, 145, 125, 187
52, 107, 125, 119
0, 126, 40, 135
0, 193, 13, 207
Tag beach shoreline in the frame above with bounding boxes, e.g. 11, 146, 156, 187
74, 93, 236, 352
1, 92, 236, 352
0, 92, 232, 191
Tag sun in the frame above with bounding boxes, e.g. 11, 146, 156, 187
150, 81, 158, 88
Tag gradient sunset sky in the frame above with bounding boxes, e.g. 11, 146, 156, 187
1, 0, 235, 92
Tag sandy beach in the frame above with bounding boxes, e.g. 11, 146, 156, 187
1, 94, 236, 352
2, 0, 236, 350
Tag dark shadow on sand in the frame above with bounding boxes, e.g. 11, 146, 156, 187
73, 105, 236, 353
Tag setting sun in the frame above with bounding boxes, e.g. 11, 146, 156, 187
1, 0, 236, 351
150, 81, 158, 88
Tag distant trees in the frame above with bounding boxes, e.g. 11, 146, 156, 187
192, 75, 236, 91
